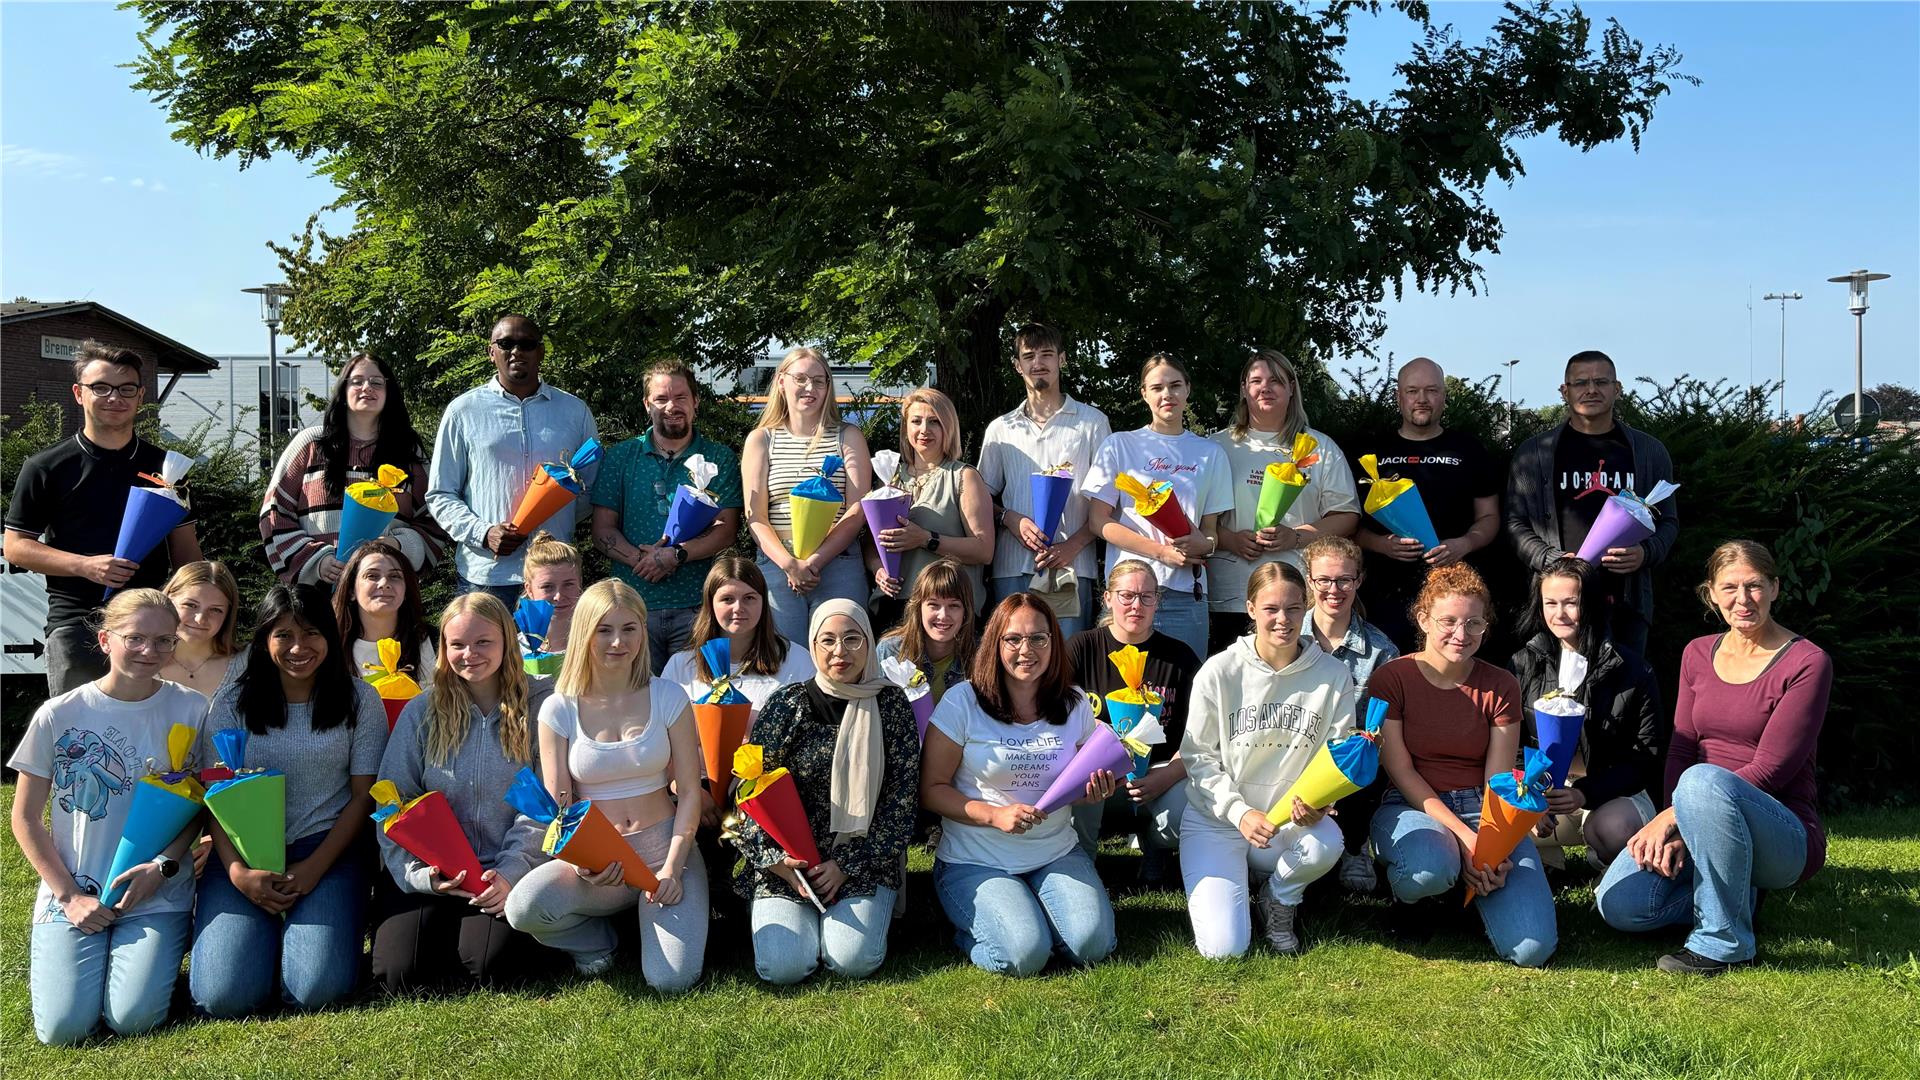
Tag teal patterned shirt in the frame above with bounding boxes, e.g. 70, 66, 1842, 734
589, 428, 743, 611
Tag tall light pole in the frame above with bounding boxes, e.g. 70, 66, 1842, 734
1826, 269, 1890, 433
1761, 291, 1802, 420
1501, 358, 1521, 441
242, 284, 291, 458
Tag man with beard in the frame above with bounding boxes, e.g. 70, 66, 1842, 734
976, 322, 1112, 636
427, 314, 599, 607
1346, 357, 1503, 651
1506, 350, 1677, 656
590, 358, 742, 673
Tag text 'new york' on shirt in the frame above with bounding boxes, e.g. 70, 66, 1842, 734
1082, 428, 1235, 598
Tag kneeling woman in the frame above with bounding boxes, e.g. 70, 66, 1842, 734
10, 590, 207, 1044
192, 584, 389, 1017
1180, 563, 1356, 957
1596, 540, 1831, 976
923, 594, 1118, 976
730, 600, 920, 985
1370, 565, 1556, 967
504, 581, 707, 990
372, 593, 556, 992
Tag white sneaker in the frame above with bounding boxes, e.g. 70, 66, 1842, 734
1255, 886, 1302, 955
1339, 850, 1377, 894
574, 950, 616, 976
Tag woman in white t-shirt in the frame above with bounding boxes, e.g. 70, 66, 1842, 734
660, 556, 816, 716
332, 537, 437, 693
9, 589, 209, 1045
1207, 349, 1360, 653
504, 580, 706, 990
923, 593, 1118, 976
1084, 353, 1235, 662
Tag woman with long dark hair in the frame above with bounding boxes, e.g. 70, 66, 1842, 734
261, 352, 450, 584
332, 537, 437, 692
190, 584, 388, 1017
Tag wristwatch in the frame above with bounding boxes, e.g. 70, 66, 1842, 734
670, 544, 689, 566
925, 532, 942, 553
153, 855, 180, 879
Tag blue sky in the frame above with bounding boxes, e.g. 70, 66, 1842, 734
4, 1, 1916, 415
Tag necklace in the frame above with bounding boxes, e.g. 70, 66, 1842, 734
171, 652, 214, 678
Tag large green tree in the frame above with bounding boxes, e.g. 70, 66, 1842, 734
132, 0, 1688, 437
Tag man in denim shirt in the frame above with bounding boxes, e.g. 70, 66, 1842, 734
591, 359, 742, 673
426, 315, 599, 607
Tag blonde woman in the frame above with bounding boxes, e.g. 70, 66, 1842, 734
159, 560, 242, 698
10, 590, 208, 1044
867, 387, 992, 630
504, 581, 707, 990
522, 531, 585, 655
741, 347, 874, 643
371, 593, 557, 992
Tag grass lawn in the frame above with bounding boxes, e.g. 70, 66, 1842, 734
2, 788, 1915, 1079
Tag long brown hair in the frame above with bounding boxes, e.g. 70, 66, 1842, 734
969, 593, 1078, 726
163, 560, 241, 656
423, 593, 533, 768
688, 555, 790, 679
883, 557, 978, 669
332, 537, 430, 678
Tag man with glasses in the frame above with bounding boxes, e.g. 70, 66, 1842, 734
590, 358, 741, 673
426, 314, 598, 607
976, 323, 1111, 635
1345, 357, 1504, 651
4, 341, 204, 694
1506, 350, 1678, 655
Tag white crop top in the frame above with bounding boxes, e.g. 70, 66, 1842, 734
536, 682, 691, 801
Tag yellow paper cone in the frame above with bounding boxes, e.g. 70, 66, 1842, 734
1267, 742, 1359, 823
788, 494, 840, 559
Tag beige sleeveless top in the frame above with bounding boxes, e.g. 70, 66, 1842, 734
898, 459, 986, 607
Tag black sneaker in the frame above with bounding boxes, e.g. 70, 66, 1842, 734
1656, 948, 1747, 976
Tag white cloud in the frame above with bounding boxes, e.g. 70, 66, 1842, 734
129, 178, 146, 188
99, 175, 116, 184
1, 143, 82, 175
149, 180, 168, 193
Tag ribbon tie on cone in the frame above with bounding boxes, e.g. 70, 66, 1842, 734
344, 464, 410, 514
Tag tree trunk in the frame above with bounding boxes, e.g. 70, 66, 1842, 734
937, 296, 1009, 459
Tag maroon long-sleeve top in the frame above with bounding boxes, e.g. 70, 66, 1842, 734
1666, 634, 1833, 881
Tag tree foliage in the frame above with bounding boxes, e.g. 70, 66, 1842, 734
130, 0, 1691, 437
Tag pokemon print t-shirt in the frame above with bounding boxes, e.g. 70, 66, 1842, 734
8, 681, 208, 924
929, 682, 1096, 874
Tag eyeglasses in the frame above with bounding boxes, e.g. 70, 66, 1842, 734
1566, 378, 1615, 391
1109, 588, 1158, 608
785, 374, 829, 391
490, 336, 542, 354
1308, 575, 1359, 592
817, 633, 868, 654
345, 375, 387, 390
80, 382, 142, 400
108, 631, 179, 653
1431, 616, 1489, 637
999, 633, 1053, 652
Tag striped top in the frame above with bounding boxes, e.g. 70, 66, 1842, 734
260, 426, 451, 583
762, 425, 849, 550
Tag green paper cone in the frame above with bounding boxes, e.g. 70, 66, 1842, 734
206, 773, 287, 874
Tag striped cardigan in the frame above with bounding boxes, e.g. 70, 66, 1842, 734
260, 425, 451, 583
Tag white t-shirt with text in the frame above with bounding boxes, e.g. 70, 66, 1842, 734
928, 682, 1096, 873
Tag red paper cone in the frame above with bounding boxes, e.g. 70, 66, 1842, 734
384, 791, 488, 891
736, 769, 823, 867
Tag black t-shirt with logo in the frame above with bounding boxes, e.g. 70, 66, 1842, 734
5, 433, 194, 632
1346, 428, 1504, 605
1553, 425, 1635, 556
1066, 626, 1198, 762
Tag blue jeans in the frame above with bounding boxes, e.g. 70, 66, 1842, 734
455, 578, 526, 610
30, 910, 190, 1045
750, 887, 895, 985
759, 549, 868, 646
647, 605, 697, 676
991, 575, 1097, 640
1371, 787, 1558, 967
933, 847, 1117, 976
190, 832, 368, 1016
1072, 774, 1186, 855
1595, 763, 1807, 963
1150, 588, 1210, 663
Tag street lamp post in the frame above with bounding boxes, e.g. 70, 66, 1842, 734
1760, 291, 1802, 420
1825, 269, 1891, 433
242, 284, 292, 457
1501, 358, 1521, 441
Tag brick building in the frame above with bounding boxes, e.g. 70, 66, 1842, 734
1, 300, 219, 435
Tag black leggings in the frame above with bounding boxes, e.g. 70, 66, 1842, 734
369, 879, 560, 994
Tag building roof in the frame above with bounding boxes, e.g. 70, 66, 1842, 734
2, 300, 220, 374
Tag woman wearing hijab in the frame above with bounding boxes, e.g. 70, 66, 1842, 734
728, 599, 920, 985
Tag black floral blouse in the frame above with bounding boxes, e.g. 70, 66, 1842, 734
730, 681, 921, 903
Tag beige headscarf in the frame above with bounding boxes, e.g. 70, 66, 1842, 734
808, 599, 890, 846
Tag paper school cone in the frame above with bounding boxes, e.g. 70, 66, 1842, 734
1464, 747, 1554, 905
733, 744, 824, 866
1532, 699, 1587, 789
363, 638, 422, 732
203, 728, 287, 874
335, 463, 409, 559
1034, 723, 1135, 815
103, 723, 206, 905
369, 781, 487, 891
878, 655, 935, 742
509, 438, 602, 535
661, 453, 724, 545
1255, 464, 1307, 529
1267, 697, 1388, 821
1357, 454, 1440, 551
502, 768, 659, 891
909, 692, 936, 743
695, 702, 752, 793
861, 492, 913, 580
1104, 697, 1160, 781
1575, 495, 1651, 562
107, 450, 194, 597
787, 454, 846, 560
514, 599, 562, 676
1030, 470, 1074, 541
1113, 474, 1192, 539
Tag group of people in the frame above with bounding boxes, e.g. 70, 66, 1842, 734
5, 325, 1833, 1045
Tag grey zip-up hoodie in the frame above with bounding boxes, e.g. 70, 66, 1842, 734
375, 691, 549, 893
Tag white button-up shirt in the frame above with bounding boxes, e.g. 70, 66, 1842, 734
976, 395, 1111, 582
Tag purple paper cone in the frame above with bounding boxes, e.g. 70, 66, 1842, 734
662, 488, 723, 546
1030, 473, 1073, 542
1575, 495, 1654, 563
108, 487, 188, 596
1034, 724, 1134, 815
335, 495, 398, 560
1533, 708, 1587, 788
910, 692, 935, 743
862, 493, 913, 580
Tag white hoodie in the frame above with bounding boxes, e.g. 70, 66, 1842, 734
1181, 636, 1357, 829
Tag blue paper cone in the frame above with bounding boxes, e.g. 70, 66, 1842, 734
107, 487, 188, 596
102, 782, 201, 905
335, 496, 398, 560
1533, 707, 1586, 788
662, 487, 722, 546
1029, 473, 1073, 543
1370, 488, 1441, 552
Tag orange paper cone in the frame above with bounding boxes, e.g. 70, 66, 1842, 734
509, 467, 580, 535
694, 701, 752, 796
1463, 783, 1545, 905
547, 801, 659, 892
